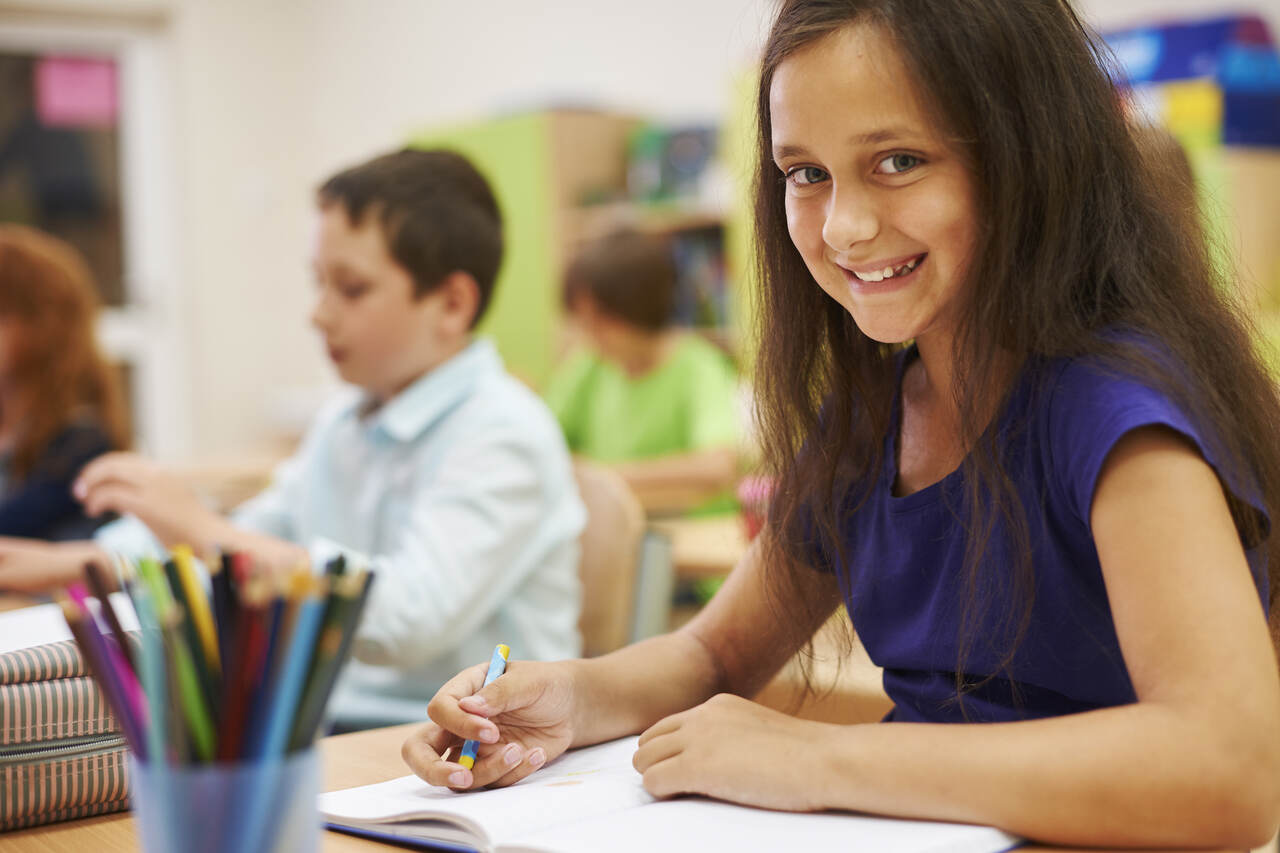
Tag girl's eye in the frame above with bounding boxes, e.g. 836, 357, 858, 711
874, 153, 922, 175
339, 283, 369, 300
785, 165, 829, 187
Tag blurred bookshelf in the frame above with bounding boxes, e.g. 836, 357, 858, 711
410, 108, 745, 386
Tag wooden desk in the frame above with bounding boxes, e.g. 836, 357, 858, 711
649, 515, 747, 580
1, 725, 417, 853
0, 719, 1255, 853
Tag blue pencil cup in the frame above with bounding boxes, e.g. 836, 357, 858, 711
128, 749, 320, 852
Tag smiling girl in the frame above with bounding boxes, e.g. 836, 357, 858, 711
403, 1, 1280, 846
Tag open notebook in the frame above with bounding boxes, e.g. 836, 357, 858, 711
318, 736, 1020, 853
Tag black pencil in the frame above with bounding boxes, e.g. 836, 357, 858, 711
82, 560, 137, 675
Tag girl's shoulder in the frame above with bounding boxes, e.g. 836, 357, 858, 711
51, 410, 115, 450
1032, 333, 1191, 430
1030, 338, 1267, 532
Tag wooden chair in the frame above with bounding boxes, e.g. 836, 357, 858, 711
572, 461, 647, 657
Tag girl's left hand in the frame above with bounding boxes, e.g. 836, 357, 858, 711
633, 693, 835, 812
0, 537, 106, 592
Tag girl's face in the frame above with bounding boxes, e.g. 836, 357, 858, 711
770, 23, 978, 348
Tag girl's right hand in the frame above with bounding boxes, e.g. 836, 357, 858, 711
401, 658, 580, 790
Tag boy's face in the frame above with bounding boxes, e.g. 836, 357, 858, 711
310, 204, 470, 402
570, 293, 641, 366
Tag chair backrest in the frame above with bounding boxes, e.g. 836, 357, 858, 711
573, 461, 646, 657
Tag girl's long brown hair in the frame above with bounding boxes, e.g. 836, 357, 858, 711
0, 225, 129, 481
753, 0, 1280, 691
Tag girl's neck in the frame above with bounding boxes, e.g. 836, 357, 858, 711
909, 335, 959, 418
909, 334, 1018, 431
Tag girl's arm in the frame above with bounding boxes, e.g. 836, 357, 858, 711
569, 533, 840, 744
402, 534, 840, 789
635, 426, 1280, 848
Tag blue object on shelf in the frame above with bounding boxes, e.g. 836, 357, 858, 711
1104, 14, 1280, 147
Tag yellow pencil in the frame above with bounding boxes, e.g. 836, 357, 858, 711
172, 544, 221, 675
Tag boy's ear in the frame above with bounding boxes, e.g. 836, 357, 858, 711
437, 271, 482, 331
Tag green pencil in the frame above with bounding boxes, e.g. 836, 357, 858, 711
286, 570, 373, 750
161, 605, 217, 761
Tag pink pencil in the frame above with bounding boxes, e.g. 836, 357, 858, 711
66, 583, 149, 751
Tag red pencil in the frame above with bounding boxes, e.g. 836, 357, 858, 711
216, 576, 270, 761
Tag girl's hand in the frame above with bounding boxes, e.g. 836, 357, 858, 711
74, 452, 228, 549
402, 659, 580, 791
633, 693, 834, 812
0, 537, 107, 592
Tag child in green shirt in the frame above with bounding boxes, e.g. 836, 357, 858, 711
544, 229, 741, 511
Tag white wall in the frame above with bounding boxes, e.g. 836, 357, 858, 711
179, 0, 777, 457
3, 0, 1277, 457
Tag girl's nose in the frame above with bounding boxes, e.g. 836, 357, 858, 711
822, 183, 880, 251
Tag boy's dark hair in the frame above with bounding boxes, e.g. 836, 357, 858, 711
563, 229, 677, 332
318, 148, 503, 327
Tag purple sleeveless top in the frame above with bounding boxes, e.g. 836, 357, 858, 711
815, 348, 1269, 723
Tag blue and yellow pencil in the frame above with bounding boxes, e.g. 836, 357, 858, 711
458, 644, 509, 770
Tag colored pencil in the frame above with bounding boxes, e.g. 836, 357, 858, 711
172, 545, 220, 675
210, 550, 236, 675
161, 605, 216, 761
82, 560, 137, 675
129, 582, 169, 765
217, 576, 270, 761
253, 578, 327, 758
58, 592, 147, 757
161, 557, 218, 727
63, 546, 372, 769
324, 553, 347, 577
287, 569, 374, 750
241, 585, 286, 755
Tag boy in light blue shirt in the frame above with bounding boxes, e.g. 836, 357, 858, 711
2, 149, 585, 728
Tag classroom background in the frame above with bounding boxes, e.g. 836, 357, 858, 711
0, 0, 1278, 504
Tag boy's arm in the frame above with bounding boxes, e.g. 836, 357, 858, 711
316, 423, 580, 669
227, 453, 307, 541
609, 352, 744, 509
77, 452, 309, 572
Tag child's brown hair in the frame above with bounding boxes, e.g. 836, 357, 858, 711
0, 225, 129, 481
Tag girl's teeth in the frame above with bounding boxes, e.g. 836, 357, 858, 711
853, 255, 923, 282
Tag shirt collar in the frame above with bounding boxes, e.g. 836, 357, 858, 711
357, 338, 503, 443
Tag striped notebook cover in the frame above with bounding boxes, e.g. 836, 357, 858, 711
0, 638, 131, 831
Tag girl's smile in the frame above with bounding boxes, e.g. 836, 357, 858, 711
838, 252, 928, 295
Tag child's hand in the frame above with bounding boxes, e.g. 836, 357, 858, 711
0, 537, 107, 592
402, 659, 579, 791
633, 693, 833, 812
74, 452, 228, 550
